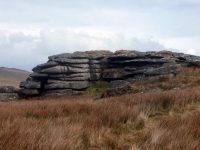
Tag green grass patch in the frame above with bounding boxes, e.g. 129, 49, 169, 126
86, 81, 108, 96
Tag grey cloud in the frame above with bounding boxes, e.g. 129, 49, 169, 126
0, 28, 169, 71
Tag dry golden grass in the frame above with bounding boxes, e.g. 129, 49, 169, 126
139, 108, 200, 150
1, 87, 200, 150
1, 67, 200, 150
156, 50, 173, 55
85, 50, 113, 55
114, 50, 136, 55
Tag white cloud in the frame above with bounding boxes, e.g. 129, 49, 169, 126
188, 49, 196, 55
0, 28, 169, 71
0, 0, 200, 71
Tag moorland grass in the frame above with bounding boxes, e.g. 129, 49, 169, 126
0, 67, 200, 149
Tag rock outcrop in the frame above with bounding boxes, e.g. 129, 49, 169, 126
20, 51, 107, 97
20, 50, 200, 97
0, 86, 19, 101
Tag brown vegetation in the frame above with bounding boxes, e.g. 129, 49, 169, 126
85, 50, 113, 55
156, 50, 173, 55
140, 108, 200, 149
114, 50, 136, 55
0, 67, 200, 150
1, 88, 200, 149
103, 68, 124, 73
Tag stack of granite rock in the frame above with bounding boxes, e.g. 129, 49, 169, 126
102, 50, 190, 82
20, 52, 106, 97
20, 50, 200, 97
0, 86, 19, 101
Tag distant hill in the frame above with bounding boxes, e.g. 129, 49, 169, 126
0, 67, 30, 88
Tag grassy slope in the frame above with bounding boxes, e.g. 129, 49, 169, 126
0, 67, 200, 150
0, 67, 30, 88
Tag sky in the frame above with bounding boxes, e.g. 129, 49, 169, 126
0, 0, 200, 71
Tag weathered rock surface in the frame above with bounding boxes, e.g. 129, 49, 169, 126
0, 93, 19, 101
44, 81, 89, 90
22, 89, 40, 95
0, 86, 18, 93
144, 64, 181, 75
50, 73, 90, 78
20, 50, 200, 97
103, 72, 123, 80
106, 80, 132, 93
30, 72, 49, 78
0, 86, 19, 101
40, 66, 90, 74
24, 80, 41, 89
54, 58, 89, 64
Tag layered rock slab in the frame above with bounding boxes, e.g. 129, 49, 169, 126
21, 52, 106, 96
0, 86, 19, 101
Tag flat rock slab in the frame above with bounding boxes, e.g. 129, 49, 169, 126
30, 72, 49, 78
144, 64, 181, 75
32, 61, 59, 72
44, 81, 89, 90
0, 86, 18, 93
69, 64, 89, 68
54, 58, 89, 64
122, 69, 146, 77
49, 52, 91, 60
48, 53, 72, 60
48, 75, 90, 81
0, 93, 19, 101
107, 52, 146, 60
40, 66, 90, 74
89, 60, 101, 64
22, 89, 40, 95
50, 73, 90, 78
37, 61, 58, 68
107, 80, 132, 93
24, 81, 41, 89
110, 58, 172, 64
71, 52, 107, 60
